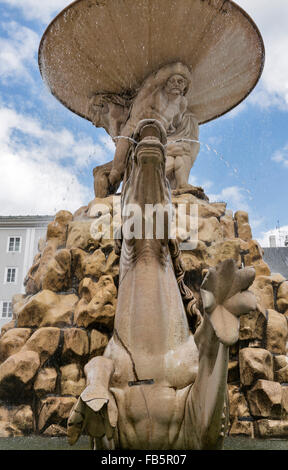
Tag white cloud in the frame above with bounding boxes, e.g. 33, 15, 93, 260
188, 174, 213, 192
271, 145, 288, 168
257, 225, 288, 248
0, 0, 70, 24
0, 21, 39, 83
208, 186, 251, 213
237, 0, 288, 110
0, 106, 113, 215
0, 107, 111, 167
0, 150, 89, 215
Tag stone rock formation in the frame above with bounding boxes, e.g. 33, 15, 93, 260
0, 190, 287, 440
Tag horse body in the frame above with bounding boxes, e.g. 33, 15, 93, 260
104, 257, 199, 449
102, 126, 199, 449
67, 120, 256, 450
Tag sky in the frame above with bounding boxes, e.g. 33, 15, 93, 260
0, 0, 287, 247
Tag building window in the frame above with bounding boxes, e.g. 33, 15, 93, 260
5, 267, 17, 284
8, 237, 21, 253
1, 302, 12, 319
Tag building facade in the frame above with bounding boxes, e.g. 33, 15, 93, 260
0, 216, 53, 329
263, 247, 288, 279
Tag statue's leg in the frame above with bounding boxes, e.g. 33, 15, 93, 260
165, 155, 176, 188
184, 315, 229, 449
174, 155, 193, 188
174, 143, 200, 188
67, 356, 118, 447
109, 138, 130, 185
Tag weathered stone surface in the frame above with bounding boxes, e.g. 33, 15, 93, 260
239, 348, 273, 387
9, 404, 34, 434
62, 328, 89, 361
198, 216, 223, 244
54, 210, 73, 226
0, 328, 32, 361
0, 423, 22, 437
228, 361, 239, 383
66, 220, 99, 251
239, 309, 266, 342
181, 242, 208, 275
43, 424, 67, 437
220, 215, 235, 240
34, 368, 58, 397
72, 248, 106, 281
24, 242, 57, 295
244, 240, 262, 265
60, 363, 85, 396
26, 212, 71, 294
0, 405, 31, 437
42, 249, 72, 292
73, 205, 88, 220
104, 250, 120, 279
172, 195, 225, 220
22, 327, 60, 365
1, 320, 16, 336
229, 420, 253, 437
266, 309, 288, 355
282, 387, 288, 418
90, 329, 109, 358
38, 396, 77, 432
17, 290, 78, 328
255, 419, 288, 438
0, 350, 40, 398
277, 281, 288, 313
210, 202, 226, 216
228, 385, 250, 420
249, 276, 274, 310
253, 260, 271, 277
197, 202, 225, 219
206, 239, 241, 267
87, 197, 113, 218
271, 273, 286, 284
46, 222, 67, 244
75, 275, 117, 329
247, 380, 282, 418
0, 405, 9, 422
238, 224, 252, 243
234, 211, 252, 242
243, 240, 271, 276
38, 237, 46, 253
228, 385, 252, 436
46, 210, 72, 245
12, 294, 26, 317
274, 356, 288, 383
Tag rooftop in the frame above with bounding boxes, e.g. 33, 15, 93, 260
0, 215, 54, 228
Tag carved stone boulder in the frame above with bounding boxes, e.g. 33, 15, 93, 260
266, 309, 288, 355
239, 348, 273, 387
247, 380, 282, 419
34, 367, 58, 398
0, 328, 32, 362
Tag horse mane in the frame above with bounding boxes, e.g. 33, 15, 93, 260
168, 239, 202, 334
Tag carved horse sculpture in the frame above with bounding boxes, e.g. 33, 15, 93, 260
67, 120, 257, 450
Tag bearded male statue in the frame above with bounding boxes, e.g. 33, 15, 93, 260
88, 62, 201, 197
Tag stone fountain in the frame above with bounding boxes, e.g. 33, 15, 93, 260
1, 0, 288, 449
